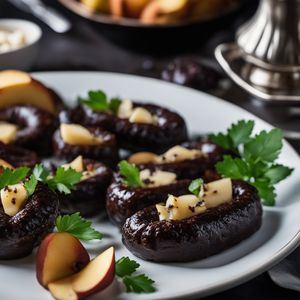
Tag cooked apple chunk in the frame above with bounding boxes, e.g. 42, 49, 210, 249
129, 145, 203, 164
0, 122, 17, 144
0, 70, 59, 114
140, 169, 176, 187
157, 178, 232, 220
62, 156, 84, 173
1, 183, 28, 216
48, 247, 115, 300
60, 124, 104, 146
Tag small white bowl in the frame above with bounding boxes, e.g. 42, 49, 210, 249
0, 19, 42, 71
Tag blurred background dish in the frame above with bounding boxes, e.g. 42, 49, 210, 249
0, 19, 42, 70
58, 0, 242, 53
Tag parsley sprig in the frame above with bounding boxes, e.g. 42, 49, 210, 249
118, 160, 144, 188
188, 178, 204, 196
79, 90, 121, 115
0, 167, 30, 190
29, 164, 82, 195
209, 120, 293, 206
116, 257, 155, 293
55, 212, 102, 241
0, 164, 82, 197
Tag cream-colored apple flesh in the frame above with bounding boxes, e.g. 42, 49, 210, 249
0, 70, 57, 114
62, 156, 84, 172
128, 145, 202, 164
203, 178, 232, 208
48, 247, 115, 300
60, 124, 103, 146
157, 178, 232, 221
140, 169, 177, 187
1, 183, 28, 216
36, 232, 90, 288
0, 122, 17, 144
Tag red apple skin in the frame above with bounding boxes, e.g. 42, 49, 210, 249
76, 249, 115, 299
36, 232, 90, 288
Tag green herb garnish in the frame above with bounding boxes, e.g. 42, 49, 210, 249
24, 175, 38, 197
55, 212, 102, 241
209, 120, 254, 153
210, 120, 293, 206
29, 164, 82, 195
79, 90, 121, 115
116, 256, 155, 294
0, 167, 30, 190
32, 164, 50, 182
118, 160, 144, 188
46, 166, 82, 194
188, 178, 204, 196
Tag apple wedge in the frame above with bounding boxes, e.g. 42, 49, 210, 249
36, 232, 90, 288
48, 247, 115, 300
0, 70, 60, 114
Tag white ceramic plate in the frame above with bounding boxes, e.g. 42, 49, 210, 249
1, 72, 300, 300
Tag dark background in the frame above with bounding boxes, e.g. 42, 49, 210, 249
0, 0, 299, 299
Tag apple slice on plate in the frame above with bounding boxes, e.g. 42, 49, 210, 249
0, 70, 60, 114
36, 232, 90, 288
48, 247, 115, 300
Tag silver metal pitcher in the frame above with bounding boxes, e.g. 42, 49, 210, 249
216, 0, 300, 102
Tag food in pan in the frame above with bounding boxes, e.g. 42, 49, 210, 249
60, 90, 188, 152
53, 123, 119, 166
58, 156, 113, 216
122, 178, 263, 262
80, 0, 239, 25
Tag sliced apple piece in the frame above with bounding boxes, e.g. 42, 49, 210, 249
166, 194, 206, 220
0, 70, 58, 114
1, 183, 28, 216
48, 247, 115, 300
140, 169, 176, 187
128, 151, 159, 164
60, 124, 103, 146
0, 122, 18, 144
203, 178, 232, 208
159, 145, 202, 163
156, 204, 169, 221
117, 99, 133, 119
129, 107, 155, 124
62, 156, 84, 172
36, 232, 90, 288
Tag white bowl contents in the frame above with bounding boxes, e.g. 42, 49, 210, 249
0, 29, 26, 53
0, 19, 42, 71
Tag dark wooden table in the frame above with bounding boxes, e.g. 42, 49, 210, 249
1, 0, 299, 299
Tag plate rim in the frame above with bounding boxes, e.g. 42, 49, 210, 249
29, 71, 300, 299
